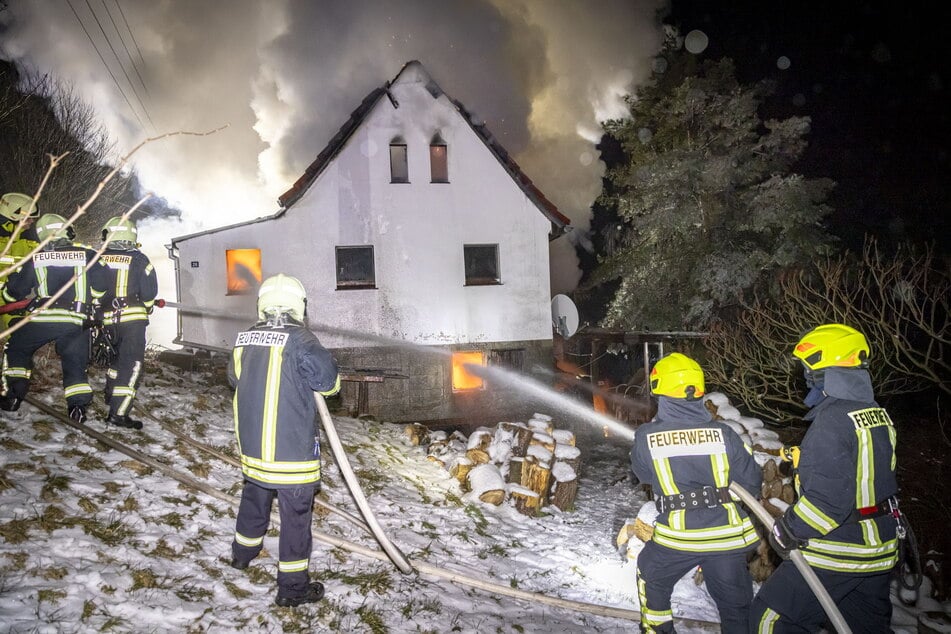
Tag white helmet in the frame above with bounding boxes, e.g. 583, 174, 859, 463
257, 274, 307, 321
0, 192, 38, 221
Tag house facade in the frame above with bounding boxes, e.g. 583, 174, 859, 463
168, 61, 570, 423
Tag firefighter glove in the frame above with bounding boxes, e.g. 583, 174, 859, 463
769, 513, 808, 560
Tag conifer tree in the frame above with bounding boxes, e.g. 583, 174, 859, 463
589, 42, 835, 330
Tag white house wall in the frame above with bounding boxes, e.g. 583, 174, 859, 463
174, 65, 554, 353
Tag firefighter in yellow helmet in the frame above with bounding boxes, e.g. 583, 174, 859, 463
95, 216, 158, 429
0, 214, 109, 420
228, 274, 340, 607
751, 324, 903, 632
630, 353, 761, 633
0, 193, 40, 328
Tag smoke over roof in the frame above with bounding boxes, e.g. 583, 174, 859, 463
0, 0, 665, 293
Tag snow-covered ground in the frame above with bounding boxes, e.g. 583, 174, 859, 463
0, 353, 940, 632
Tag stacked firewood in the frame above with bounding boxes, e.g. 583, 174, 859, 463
404, 413, 582, 515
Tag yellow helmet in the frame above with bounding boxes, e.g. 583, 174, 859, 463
0, 192, 39, 221
35, 213, 74, 242
650, 352, 705, 399
101, 216, 138, 245
257, 273, 307, 321
793, 323, 870, 370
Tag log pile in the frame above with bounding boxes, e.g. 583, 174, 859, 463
404, 413, 582, 516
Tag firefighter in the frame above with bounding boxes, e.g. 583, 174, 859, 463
751, 324, 901, 632
0, 213, 108, 420
96, 216, 157, 429
228, 274, 340, 607
630, 352, 762, 633
0, 192, 40, 328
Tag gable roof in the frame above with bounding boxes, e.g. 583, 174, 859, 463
278, 60, 570, 237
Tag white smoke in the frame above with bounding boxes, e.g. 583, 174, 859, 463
0, 0, 667, 344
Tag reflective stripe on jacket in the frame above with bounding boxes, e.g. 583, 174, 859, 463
788, 369, 899, 574
98, 249, 158, 324
631, 398, 763, 554
2, 244, 108, 325
228, 321, 340, 489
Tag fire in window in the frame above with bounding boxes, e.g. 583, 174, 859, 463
430, 134, 448, 183
225, 248, 262, 295
452, 351, 485, 391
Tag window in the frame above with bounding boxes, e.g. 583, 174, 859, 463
389, 139, 408, 183
335, 246, 376, 289
430, 135, 448, 183
463, 244, 500, 285
490, 348, 525, 372
452, 351, 485, 391
225, 248, 261, 295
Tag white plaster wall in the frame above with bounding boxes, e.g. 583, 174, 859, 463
174, 64, 554, 351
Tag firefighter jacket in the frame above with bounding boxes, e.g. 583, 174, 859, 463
630, 397, 762, 553
97, 248, 158, 325
1, 242, 108, 326
785, 367, 899, 574
228, 319, 341, 489
0, 224, 38, 289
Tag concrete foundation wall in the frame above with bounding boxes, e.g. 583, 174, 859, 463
332, 339, 553, 423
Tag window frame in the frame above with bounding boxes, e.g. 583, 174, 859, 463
463, 243, 501, 286
430, 135, 448, 183
335, 245, 376, 290
389, 139, 408, 183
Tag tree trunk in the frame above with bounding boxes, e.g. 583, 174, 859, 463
404, 423, 430, 446
510, 485, 540, 516
508, 457, 523, 485
551, 478, 578, 512
521, 455, 552, 507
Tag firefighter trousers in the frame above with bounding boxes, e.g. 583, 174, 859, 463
637, 540, 753, 633
1, 321, 92, 410
104, 321, 146, 417
750, 560, 892, 633
232, 479, 317, 597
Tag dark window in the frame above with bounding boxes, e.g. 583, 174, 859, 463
490, 348, 525, 372
335, 246, 376, 289
430, 137, 448, 183
390, 141, 408, 183
464, 244, 500, 286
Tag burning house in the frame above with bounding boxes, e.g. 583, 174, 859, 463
168, 61, 570, 423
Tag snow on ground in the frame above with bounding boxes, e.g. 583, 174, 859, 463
0, 356, 943, 632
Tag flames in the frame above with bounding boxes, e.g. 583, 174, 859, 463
452, 351, 485, 391
226, 248, 262, 295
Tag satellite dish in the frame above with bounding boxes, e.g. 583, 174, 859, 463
551, 294, 579, 338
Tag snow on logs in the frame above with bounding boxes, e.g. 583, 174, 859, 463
405, 414, 581, 515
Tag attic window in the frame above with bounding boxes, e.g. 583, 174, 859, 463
225, 248, 262, 295
389, 139, 408, 183
464, 244, 500, 286
452, 351, 485, 391
335, 245, 376, 290
430, 135, 448, 183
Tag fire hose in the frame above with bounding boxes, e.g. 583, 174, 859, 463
729, 482, 852, 634
314, 392, 415, 575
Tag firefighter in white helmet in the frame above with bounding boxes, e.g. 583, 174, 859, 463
630, 353, 762, 633
227, 274, 340, 607
0, 213, 109, 420
95, 216, 158, 429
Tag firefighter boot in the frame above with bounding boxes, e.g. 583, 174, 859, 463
275, 582, 325, 608
107, 413, 143, 430
68, 406, 87, 423
0, 393, 21, 412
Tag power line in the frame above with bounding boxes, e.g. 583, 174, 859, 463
64, 0, 146, 131
114, 0, 149, 84
102, 0, 151, 102
82, 0, 155, 131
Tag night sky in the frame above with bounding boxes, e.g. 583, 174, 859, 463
665, 1, 951, 253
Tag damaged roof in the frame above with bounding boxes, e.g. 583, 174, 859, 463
278, 60, 570, 237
